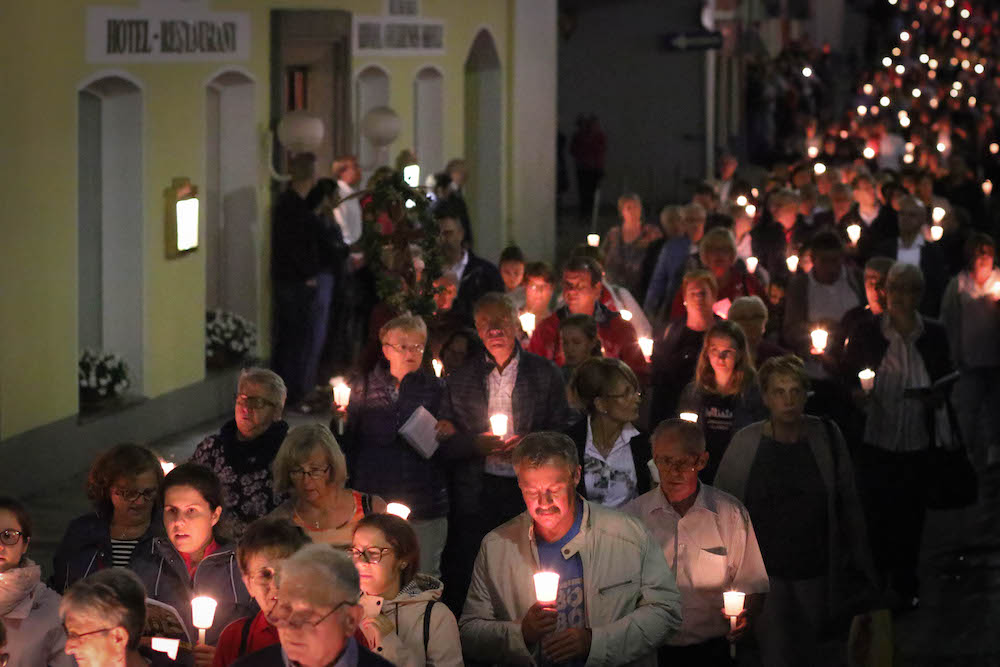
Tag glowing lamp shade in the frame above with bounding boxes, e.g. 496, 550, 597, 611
402, 164, 420, 188
490, 414, 508, 437
151, 637, 180, 660
432, 359, 444, 377
679, 412, 699, 423
786, 255, 799, 273
638, 337, 653, 361
723, 591, 746, 617
191, 596, 218, 630
534, 572, 560, 604
164, 178, 200, 259
619, 309, 633, 322
930, 225, 944, 241
278, 110, 325, 153
160, 459, 176, 475
745, 256, 758, 274
587, 234, 600, 247
519, 312, 536, 337
810, 329, 829, 353
847, 224, 862, 244
386, 503, 411, 520
858, 368, 876, 392
176, 198, 199, 252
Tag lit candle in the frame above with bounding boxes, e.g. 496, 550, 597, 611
984, 180, 993, 197
863, 146, 876, 160
786, 255, 799, 273
332, 378, 351, 435
159, 459, 176, 475
587, 233, 600, 247
519, 312, 536, 337
619, 309, 633, 322
736, 194, 748, 206
745, 256, 758, 274
810, 328, 829, 354
638, 337, 653, 361
930, 225, 944, 241
745, 204, 757, 217
432, 358, 443, 377
151, 637, 179, 661
679, 412, 699, 423
386, 503, 411, 520
813, 162, 826, 175
807, 146, 819, 159
932, 207, 946, 224
490, 414, 508, 437
533, 572, 560, 604
191, 596, 218, 645
847, 224, 861, 245
723, 590, 746, 657
858, 368, 875, 392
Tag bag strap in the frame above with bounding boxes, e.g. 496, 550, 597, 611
423, 600, 436, 655
238, 616, 252, 657
361, 492, 373, 516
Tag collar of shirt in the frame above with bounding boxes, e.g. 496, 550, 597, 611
880, 311, 924, 344
585, 418, 640, 460
485, 346, 520, 375
898, 233, 925, 252
528, 497, 591, 560
648, 483, 719, 519
448, 250, 470, 283
179, 539, 219, 579
336, 179, 355, 194
858, 206, 879, 225
285, 637, 358, 667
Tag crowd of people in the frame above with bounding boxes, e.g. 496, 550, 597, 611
3, 1, 1000, 665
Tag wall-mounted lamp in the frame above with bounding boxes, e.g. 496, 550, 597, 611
164, 177, 199, 259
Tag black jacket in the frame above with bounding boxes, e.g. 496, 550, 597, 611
840, 204, 899, 266
872, 238, 950, 317
271, 188, 326, 283
563, 418, 653, 500
51, 511, 162, 593
451, 252, 505, 326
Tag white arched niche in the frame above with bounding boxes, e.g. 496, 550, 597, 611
355, 65, 390, 175
464, 29, 503, 260
414, 66, 444, 177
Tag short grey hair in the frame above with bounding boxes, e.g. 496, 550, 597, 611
272, 424, 348, 495
729, 295, 768, 321
379, 314, 428, 343
277, 544, 360, 608
239, 367, 287, 408
651, 419, 705, 456
60, 568, 146, 651
473, 292, 518, 323
513, 432, 579, 472
887, 261, 924, 294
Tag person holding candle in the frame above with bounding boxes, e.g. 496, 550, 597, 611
599, 193, 663, 301
341, 315, 449, 578
940, 233, 1000, 468
51, 443, 165, 593
624, 419, 769, 665
212, 518, 310, 666
459, 432, 682, 666
715, 356, 877, 665
838, 172, 899, 267
521, 262, 557, 326
268, 425, 387, 550
190, 369, 290, 540
131, 464, 254, 664
437, 293, 572, 613
350, 514, 462, 666
678, 321, 766, 484
564, 358, 652, 508
0, 497, 74, 666
59, 567, 149, 667
234, 545, 393, 667
558, 315, 602, 383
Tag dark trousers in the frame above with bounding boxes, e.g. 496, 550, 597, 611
658, 637, 732, 666
576, 167, 603, 219
272, 272, 334, 403
853, 444, 928, 600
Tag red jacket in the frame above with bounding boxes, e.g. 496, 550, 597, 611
212, 611, 278, 667
527, 304, 648, 382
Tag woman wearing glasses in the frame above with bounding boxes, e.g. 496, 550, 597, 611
191, 368, 290, 540
0, 496, 74, 666
564, 357, 652, 509
59, 568, 148, 667
131, 464, 253, 665
340, 316, 448, 577
269, 425, 387, 550
350, 514, 462, 667
51, 443, 165, 594
678, 320, 765, 484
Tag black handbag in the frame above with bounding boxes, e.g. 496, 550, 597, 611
924, 401, 978, 510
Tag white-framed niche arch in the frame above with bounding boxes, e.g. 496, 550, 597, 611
355, 64, 391, 176
464, 27, 503, 262
204, 66, 258, 324
413, 65, 444, 177
77, 69, 145, 395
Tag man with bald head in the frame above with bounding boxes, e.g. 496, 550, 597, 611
625, 419, 768, 664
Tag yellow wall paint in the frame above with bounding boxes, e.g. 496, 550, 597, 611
0, 0, 512, 439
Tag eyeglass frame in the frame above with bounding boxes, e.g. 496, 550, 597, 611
652, 454, 703, 474
235, 393, 278, 410
349, 546, 394, 565
382, 342, 426, 355
267, 596, 358, 630
0, 529, 24, 546
602, 386, 641, 401
288, 464, 332, 481
112, 487, 158, 504
62, 625, 117, 642
248, 565, 278, 588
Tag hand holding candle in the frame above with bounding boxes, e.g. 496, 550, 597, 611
723, 590, 745, 657
191, 596, 218, 645
490, 414, 508, 437
533, 572, 560, 604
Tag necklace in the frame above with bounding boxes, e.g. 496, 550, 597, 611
295, 490, 354, 531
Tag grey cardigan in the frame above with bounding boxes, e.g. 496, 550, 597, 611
714, 417, 878, 617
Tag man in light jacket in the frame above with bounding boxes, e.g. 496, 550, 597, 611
459, 431, 682, 666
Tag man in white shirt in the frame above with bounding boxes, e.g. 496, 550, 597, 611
625, 418, 768, 665
331, 155, 362, 245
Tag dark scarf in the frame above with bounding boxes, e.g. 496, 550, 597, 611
218, 419, 289, 476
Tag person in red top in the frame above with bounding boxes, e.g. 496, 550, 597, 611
213, 518, 311, 667
667, 227, 765, 320
528, 256, 648, 382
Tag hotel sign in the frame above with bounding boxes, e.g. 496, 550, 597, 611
86, 5, 250, 63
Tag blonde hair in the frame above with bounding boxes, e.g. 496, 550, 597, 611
758, 354, 809, 393
699, 227, 737, 258
569, 357, 638, 414
681, 269, 718, 298
272, 424, 348, 495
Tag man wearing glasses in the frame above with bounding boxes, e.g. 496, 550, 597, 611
232, 544, 392, 667
624, 419, 769, 664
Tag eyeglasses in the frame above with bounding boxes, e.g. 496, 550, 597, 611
248, 566, 277, 588
235, 394, 276, 410
289, 465, 332, 480
603, 387, 641, 400
0, 530, 24, 546
62, 625, 116, 641
268, 597, 357, 630
653, 455, 700, 473
349, 546, 393, 564
383, 342, 425, 354
112, 487, 158, 503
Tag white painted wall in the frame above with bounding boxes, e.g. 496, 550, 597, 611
78, 91, 103, 352
464, 30, 503, 263
414, 67, 444, 176
511, 0, 557, 262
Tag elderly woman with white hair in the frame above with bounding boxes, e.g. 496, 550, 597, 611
234, 545, 393, 667
191, 368, 290, 539
59, 568, 147, 667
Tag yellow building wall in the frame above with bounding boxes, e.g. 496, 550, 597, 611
0, 0, 511, 439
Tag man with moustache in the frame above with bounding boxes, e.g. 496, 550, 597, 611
459, 432, 681, 666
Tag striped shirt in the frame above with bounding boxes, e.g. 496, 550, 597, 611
110, 538, 140, 567
484, 352, 519, 478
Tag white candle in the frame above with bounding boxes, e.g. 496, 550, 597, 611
490, 414, 508, 437
858, 368, 875, 392
679, 412, 699, 423
432, 359, 443, 377
810, 328, 829, 353
807, 146, 819, 158
619, 309, 633, 322
159, 459, 176, 475
519, 312, 536, 337
191, 596, 218, 644
930, 225, 944, 241
736, 195, 748, 207
332, 380, 351, 409
786, 255, 799, 273
723, 590, 746, 617
533, 572, 560, 604
813, 162, 826, 175
587, 233, 600, 247
745, 256, 758, 274
151, 637, 179, 661
932, 206, 946, 223
386, 503, 411, 520
984, 180, 993, 197
847, 224, 861, 245
863, 146, 876, 160
638, 337, 653, 361
745, 204, 757, 217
